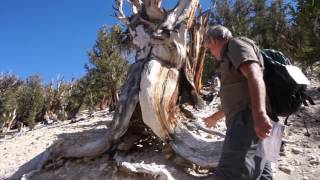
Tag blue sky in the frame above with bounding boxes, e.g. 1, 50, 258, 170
0, 0, 211, 83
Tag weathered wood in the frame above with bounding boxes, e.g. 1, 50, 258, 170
13, 1, 222, 178
170, 124, 223, 168
158, 0, 199, 31
192, 12, 209, 93
115, 152, 174, 180
1, 109, 16, 134
143, 0, 165, 21
140, 60, 179, 139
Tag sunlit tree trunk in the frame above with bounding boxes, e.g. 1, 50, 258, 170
13, 1, 224, 178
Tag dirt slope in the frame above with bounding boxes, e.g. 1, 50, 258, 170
1, 78, 319, 180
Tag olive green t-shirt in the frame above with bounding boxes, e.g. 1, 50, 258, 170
219, 37, 264, 120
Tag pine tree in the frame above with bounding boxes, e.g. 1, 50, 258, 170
85, 25, 129, 111
290, 0, 320, 68
16, 75, 45, 128
0, 73, 22, 132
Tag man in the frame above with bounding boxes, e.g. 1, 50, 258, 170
204, 25, 273, 180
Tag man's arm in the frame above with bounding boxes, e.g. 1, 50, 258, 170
239, 61, 272, 139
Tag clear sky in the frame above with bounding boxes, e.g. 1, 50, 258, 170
0, 0, 211, 83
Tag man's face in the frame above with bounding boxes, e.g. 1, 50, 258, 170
207, 39, 222, 61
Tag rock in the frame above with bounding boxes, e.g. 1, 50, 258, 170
280, 151, 286, 156
293, 159, 301, 166
302, 177, 309, 180
302, 143, 311, 148
307, 155, 316, 161
291, 147, 303, 154
309, 157, 320, 165
278, 164, 294, 175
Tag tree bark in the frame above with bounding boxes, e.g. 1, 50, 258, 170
13, 1, 223, 178
100, 94, 108, 111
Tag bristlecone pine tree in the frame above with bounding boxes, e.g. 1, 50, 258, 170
0, 74, 21, 133
86, 25, 129, 111
12, 1, 226, 178
16, 75, 45, 129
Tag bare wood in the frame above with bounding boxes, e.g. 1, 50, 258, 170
170, 124, 223, 167
115, 152, 174, 180
143, 0, 165, 21
7, 109, 16, 132
158, 0, 199, 31
14, 1, 223, 178
1, 109, 17, 134
193, 13, 209, 93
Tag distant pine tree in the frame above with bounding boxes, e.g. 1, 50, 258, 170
289, 0, 320, 69
16, 75, 45, 128
0, 73, 22, 132
85, 25, 129, 111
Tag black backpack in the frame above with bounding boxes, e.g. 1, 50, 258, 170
261, 49, 315, 118
236, 37, 315, 119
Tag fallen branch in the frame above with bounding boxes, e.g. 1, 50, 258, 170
114, 153, 175, 180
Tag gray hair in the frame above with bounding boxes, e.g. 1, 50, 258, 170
205, 25, 232, 42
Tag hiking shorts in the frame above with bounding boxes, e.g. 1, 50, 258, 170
214, 106, 273, 180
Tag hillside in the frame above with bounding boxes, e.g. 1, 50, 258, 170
1, 77, 319, 180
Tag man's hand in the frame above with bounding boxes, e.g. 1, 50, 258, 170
203, 110, 225, 128
204, 116, 219, 128
254, 113, 273, 139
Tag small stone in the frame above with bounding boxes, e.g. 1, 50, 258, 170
307, 155, 316, 161
302, 143, 311, 148
205, 134, 213, 139
291, 147, 303, 154
280, 151, 286, 156
310, 158, 320, 165
302, 177, 309, 180
306, 149, 312, 153
293, 159, 301, 166
278, 164, 294, 175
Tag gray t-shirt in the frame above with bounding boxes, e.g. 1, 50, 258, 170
219, 37, 264, 120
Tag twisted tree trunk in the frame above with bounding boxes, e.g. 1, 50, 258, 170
12, 1, 224, 179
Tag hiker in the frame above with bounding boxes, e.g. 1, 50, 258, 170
204, 25, 274, 180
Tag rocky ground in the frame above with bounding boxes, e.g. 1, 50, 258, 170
0, 77, 319, 180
